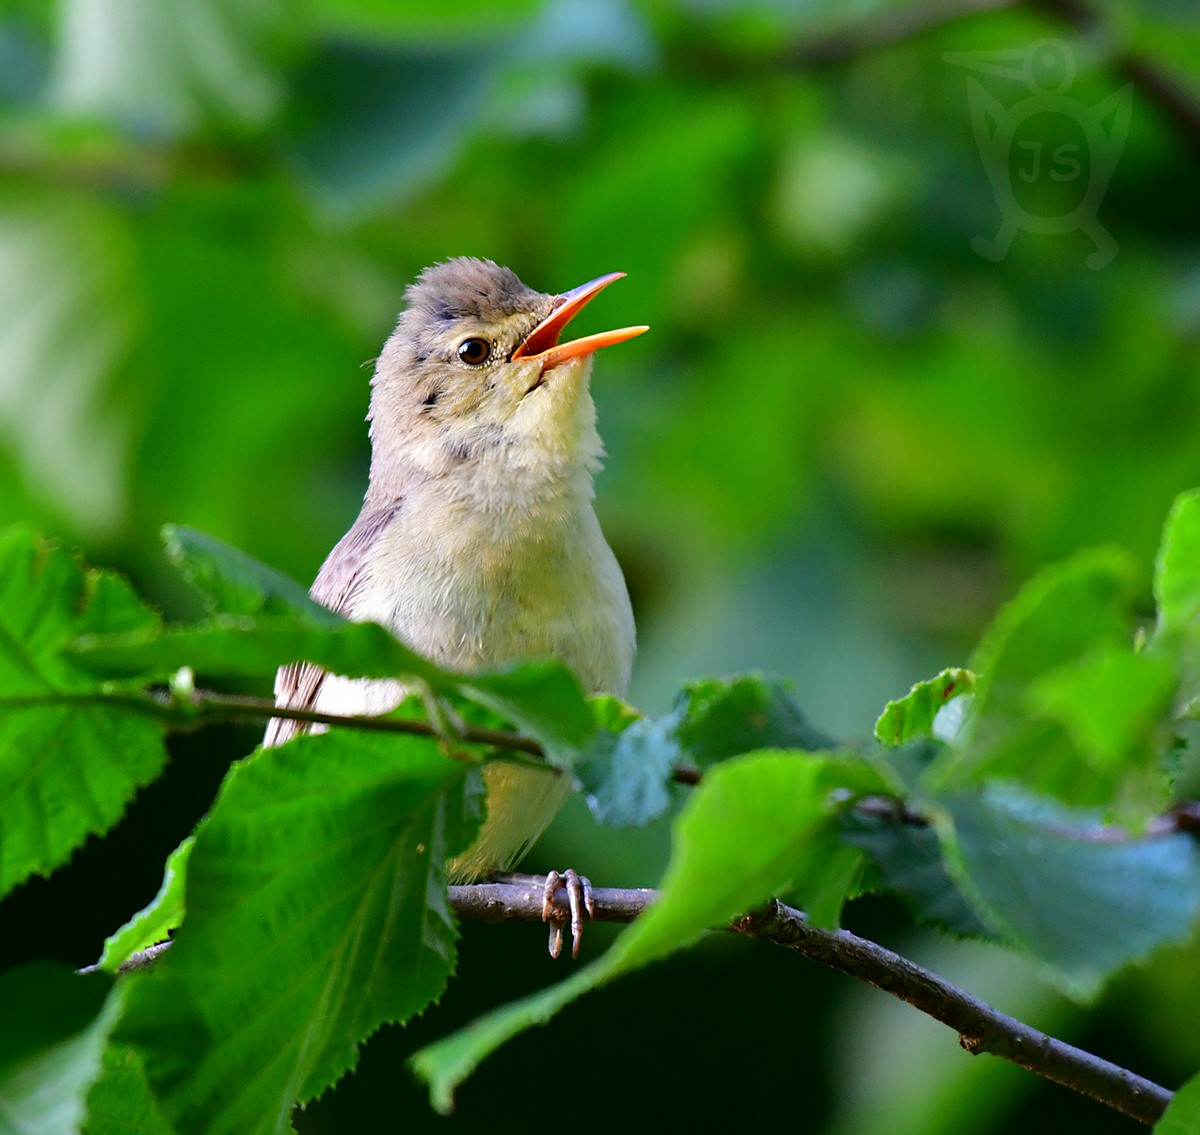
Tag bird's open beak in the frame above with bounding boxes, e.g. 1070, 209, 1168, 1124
511, 272, 648, 372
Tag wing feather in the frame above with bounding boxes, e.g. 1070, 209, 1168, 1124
263, 500, 402, 746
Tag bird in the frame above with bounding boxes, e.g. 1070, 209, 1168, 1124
264, 257, 646, 955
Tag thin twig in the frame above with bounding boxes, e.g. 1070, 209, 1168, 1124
0, 688, 544, 757
454, 883, 1174, 1126
1, 686, 710, 781
733, 900, 1172, 1127
188, 690, 546, 757
77, 941, 174, 976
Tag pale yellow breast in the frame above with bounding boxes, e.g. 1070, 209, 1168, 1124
319, 477, 634, 879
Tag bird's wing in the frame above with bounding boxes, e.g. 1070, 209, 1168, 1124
263, 500, 402, 747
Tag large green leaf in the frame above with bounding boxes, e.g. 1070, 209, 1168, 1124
0, 528, 167, 898
76, 526, 596, 757
116, 726, 481, 1135
0, 964, 122, 1135
840, 810, 991, 938
1026, 646, 1176, 817
943, 791, 1200, 999
162, 525, 340, 624
969, 546, 1137, 724
77, 617, 594, 760
73, 614, 434, 684
83, 1045, 174, 1135
928, 548, 1143, 807
412, 749, 893, 1111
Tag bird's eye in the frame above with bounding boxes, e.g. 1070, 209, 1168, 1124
456, 337, 491, 366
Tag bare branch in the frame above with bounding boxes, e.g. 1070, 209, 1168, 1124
732, 900, 1172, 1127
187, 690, 546, 757
455, 882, 1174, 1127
87, 880, 1175, 1123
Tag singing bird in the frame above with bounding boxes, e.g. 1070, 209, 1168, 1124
265, 258, 645, 955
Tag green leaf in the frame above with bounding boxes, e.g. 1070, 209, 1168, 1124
875, 668, 976, 746
0, 964, 123, 1135
943, 791, 1200, 999
840, 809, 991, 938
589, 694, 640, 733
76, 623, 594, 760
787, 829, 866, 929
1155, 488, 1200, 637
0, 528, 168, 898
75, 628, 590, 763
577, 675, 840, 828
928, 547, 1139, 805
83, 1044, 175, 1135
412, 749, 892, 1111
96, 838, 193, 973
458, 660, 594, 760
576, 711, 680, 826
72, 615, 437, 684
672, 674, 835, 766
78, 529, 597, 758
1027, 648, 1176, 806
1155, 1068, 1200, 1134
162, 525, 339, 624
971, 546, 1136, 719
117, 727, 482, 1135
619, 750, 891, 956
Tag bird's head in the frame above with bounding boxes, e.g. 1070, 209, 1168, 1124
368, 258, 646, 483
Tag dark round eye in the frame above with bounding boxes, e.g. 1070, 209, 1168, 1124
456, 337, 491, 366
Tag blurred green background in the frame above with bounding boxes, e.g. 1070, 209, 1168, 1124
2, 0, 1199, 1131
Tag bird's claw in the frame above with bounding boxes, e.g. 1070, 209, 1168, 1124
542, 869, 594, 959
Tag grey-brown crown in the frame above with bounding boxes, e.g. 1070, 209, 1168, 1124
401, 258, 549, 329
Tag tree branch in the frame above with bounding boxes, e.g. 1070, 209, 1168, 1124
1029, 0, 1200, 157
93, 879, 1175, 1123
454, 882, 1174, 1127
731, 900, 1172, 1127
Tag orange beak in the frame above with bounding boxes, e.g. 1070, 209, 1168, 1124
511, 272, 648, 372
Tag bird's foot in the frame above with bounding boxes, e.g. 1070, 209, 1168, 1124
542, 869, 594, 959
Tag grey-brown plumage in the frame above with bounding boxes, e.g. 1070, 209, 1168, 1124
264, 501, 400, 747
265, 257, 645, 879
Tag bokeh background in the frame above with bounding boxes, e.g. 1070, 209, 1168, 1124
2, 1, 1199, 1131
